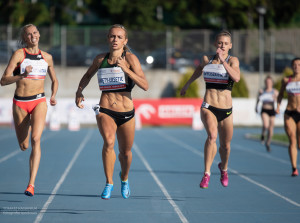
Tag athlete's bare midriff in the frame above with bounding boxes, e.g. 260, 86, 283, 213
286, 94, 300, 111
15, 79, 45, 97
100, 91, 133, 112
204, 89, 232, 108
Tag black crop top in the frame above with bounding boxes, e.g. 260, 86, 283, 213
97, 52, 135, 92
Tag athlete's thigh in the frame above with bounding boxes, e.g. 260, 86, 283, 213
96, 113, 117, 142
296, 121, 300, 146
284, 115, 297, 138
13, 103, 31, 144
201, 108, 218, 136
31, 102, 47, 138
261, 112, 270, 126
218, 115, 233, 147
269, 115, 275, 127
116, 118, 135, 152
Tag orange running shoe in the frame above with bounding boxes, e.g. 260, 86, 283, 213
292, 169, 298, 177
24, 184, 34, 196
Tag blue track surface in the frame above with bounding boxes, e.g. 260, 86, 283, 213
0, 127, 299, 223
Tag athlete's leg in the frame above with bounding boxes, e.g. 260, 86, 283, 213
284, 115, 297, 169
261, 112, 269, 143
12, 103, 31, 151
28, 102, 47, 186
297, 121, 300, 150
116, 118, 135, 181
266, 116, 275, 148
218, 115, 233, 170
97, 113, 117, 184
201, 108, 218, 174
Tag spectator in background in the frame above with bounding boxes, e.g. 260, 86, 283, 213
276, 57, 300, 177
180, 30, 240, 189
0, 24, 58, 196
75, 24, 148, 199
255, 75, 278, 152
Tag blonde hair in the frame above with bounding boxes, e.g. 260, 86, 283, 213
108, 24, 131, 52
19, 24, 38, 48
215, 30, 232, 43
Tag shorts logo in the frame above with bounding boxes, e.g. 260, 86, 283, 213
124, 115, 133, 119
226, 111, 232, 115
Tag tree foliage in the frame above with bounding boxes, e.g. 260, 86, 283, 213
0, 0, 300, 29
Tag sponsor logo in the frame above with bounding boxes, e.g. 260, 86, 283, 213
226, 111, 232, 115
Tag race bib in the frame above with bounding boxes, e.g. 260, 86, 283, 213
97, 67, 127, 91
203, 64, 228, 84
21, 58, 48, 80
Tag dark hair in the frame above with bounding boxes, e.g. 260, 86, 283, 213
19, 24, 38, 48
215, 30, 232, 42
291, 57, 300, 66
107, 24, 131, 52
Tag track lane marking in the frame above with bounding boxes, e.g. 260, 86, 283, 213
156, 129, 300, 208
133, 143, 189, 223
34, 129, 93, 223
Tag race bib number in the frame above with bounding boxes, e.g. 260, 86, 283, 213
21, 59, 48, 80
203, 64, 228, 84
97, 67, 127, 91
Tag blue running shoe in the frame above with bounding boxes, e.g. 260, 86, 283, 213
101, 183, 113, 200
119, 172, 130, 199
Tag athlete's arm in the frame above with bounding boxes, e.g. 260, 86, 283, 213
75, 54, 105, 108
0, 49, 28, 86
216, 48, 240, 82
255, 89, 263, 113
180, 55, 208, 96
276, 77, 288, 113
43, 51, 58, 106
117, 53, 148, 91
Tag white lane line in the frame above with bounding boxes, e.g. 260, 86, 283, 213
229, 168, 300, 207
233, 144, 300, 168
133, 143, 189, 223
34, 129, 93, 223
156, 130, 300, 208
0, 131, 58, 164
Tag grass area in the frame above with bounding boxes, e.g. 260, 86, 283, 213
251, 133, 289, 144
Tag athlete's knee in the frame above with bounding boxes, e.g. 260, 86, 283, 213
31, 135, 41, 147
207, 133, 218, 143
119, 149, 132, 157
19, 142, 29, 151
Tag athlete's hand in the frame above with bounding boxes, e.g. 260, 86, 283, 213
75, 91, 85, 109
50, 96, 57, 106
180, 85, 188, 96
116, 56, 128, 71
22, 65, 33, 77
216, 48, 225, 63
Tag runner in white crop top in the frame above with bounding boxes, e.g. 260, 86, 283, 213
276, 57, 300, 176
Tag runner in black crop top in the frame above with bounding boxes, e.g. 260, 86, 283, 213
98, 52, 135, 92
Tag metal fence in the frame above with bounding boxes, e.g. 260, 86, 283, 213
1, 25, 299, 73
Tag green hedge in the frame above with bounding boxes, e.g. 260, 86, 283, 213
175, 69, 199, 98
274, 67, 293, 99
231, 73, 249, 98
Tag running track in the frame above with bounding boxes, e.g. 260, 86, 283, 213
0, 127, 299, 223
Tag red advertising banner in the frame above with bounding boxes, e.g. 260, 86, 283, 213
133, 98, 203, 125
